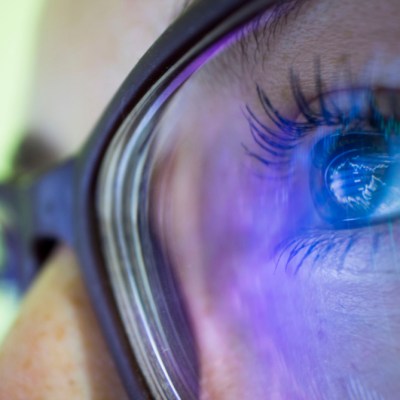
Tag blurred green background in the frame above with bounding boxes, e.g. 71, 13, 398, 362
0, 0, 45, 343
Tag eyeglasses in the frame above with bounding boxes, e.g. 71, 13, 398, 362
4, 0, 400, 398
0, 1, 280, 398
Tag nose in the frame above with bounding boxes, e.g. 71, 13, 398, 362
0, 247, 129, 399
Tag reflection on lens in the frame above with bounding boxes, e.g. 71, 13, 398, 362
98, 6, 400, 400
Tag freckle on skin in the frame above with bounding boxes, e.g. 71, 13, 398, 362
22, 358, 32, 370
55, 325, 66, 341
335, 54, 350, 66
280, 85, 292, 103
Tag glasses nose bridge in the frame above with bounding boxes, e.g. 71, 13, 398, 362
0, 158, 76, 290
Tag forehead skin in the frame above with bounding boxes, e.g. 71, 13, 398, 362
28, 0, 185, 157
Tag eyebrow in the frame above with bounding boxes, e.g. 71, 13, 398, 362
200, 0, 309, 83
253, 0, 309, 44
235, 0, 310, 62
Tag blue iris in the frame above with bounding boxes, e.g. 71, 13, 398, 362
311, 132, 400, 227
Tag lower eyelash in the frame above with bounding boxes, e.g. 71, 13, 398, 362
274, 229, 364, 274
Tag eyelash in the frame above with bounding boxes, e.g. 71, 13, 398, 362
275, 229, 362, 274
275, 223, 389, 274
243, 62, 397, 174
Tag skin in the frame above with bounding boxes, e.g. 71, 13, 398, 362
1, 0, 400, 399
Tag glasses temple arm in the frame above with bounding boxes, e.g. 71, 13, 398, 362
0, 158, 76, 291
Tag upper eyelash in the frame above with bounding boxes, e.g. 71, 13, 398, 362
242, 60, 391, 170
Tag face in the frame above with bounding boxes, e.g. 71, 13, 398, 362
1, 0, 400, 399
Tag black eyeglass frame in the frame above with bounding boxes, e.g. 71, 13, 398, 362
0, 0, 280, 398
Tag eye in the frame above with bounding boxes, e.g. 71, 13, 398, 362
310, 131, 400, 228
308, 89, 400, 229
245, 77, 400, 273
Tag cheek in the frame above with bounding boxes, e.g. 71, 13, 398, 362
222, 230, 400, 399
283, 225, 400, 398
191, 245, 400, 399
0, 248, 128, 400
